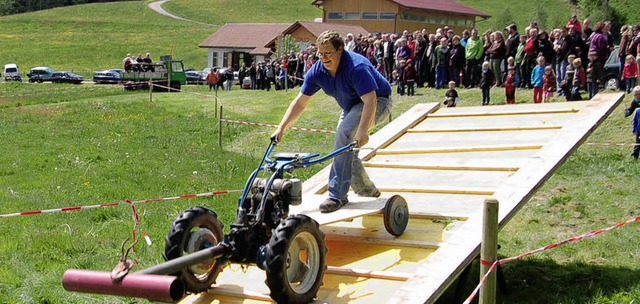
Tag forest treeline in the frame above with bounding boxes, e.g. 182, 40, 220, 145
0, 0, 135, 16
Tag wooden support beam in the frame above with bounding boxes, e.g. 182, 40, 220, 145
381, 187, 494, 196
427, 108, 579, 118
208, 287, 272, 302
324, 234, 441, 249
326, 266, 411, 281
364, 162, 519, 172
406, 125, 562, 133
377, 144, 543, 155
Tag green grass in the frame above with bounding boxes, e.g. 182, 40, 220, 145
162, 0, 321, 24
0, 1, 215, 75
1, 0, 640, 303
1, 82, 639, 303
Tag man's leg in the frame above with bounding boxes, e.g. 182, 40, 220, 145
349, 97, 393, 196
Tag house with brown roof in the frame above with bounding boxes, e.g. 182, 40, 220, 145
199, 22, 369, 70
311, 0, 490, 34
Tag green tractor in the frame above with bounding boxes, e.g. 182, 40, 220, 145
121, 55, 186, 91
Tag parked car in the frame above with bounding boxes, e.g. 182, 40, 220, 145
4, 63, 22, 82
185, 70, 206, 84
50, 71, 84, 84
27, 66, 55, 83
93, 68, 124, 84
603, 46, 621, 90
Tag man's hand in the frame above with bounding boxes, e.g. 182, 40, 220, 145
354, 131, 369, 147
271, 128, 284, 144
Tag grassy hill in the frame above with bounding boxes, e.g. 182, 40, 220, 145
0, 1, 213, 72
1, 0, 639, 75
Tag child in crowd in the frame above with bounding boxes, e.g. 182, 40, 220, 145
624, 86, 640, 159
505, 66, 516, 104
506, 56, 516, 86
586, 51, 603, 99
479, 61, 495, 106
531, 56, 545, 104
396, 60, 406, 96
543, 65, 556, 103
570, 58, 586, 101
392, 70, 401, 95
404, 59, 416, 96
622, 55, 639, 94
562, 55, 576, 101
444, 81, 458, 107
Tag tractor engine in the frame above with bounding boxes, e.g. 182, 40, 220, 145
250, 177, 302, 223
227, 177, 302, 265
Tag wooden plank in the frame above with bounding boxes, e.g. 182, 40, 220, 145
427, 101, 586, 118
376, 144, 543, 155
381, 187, 494, 195
290, 195, 387, 226
433, 100, 588, 115
407, 125, 562, 133
364, 161, 519, 172
369, 149, 537, 172
411, 112, 577, 132
366, 167, 512, 189
388, 93, 625, 304
324, 240, 435, 273
324, 234, 441, 249
325, 266, 411, 281
386, 129, 559, 150
397, 193, 485, 220
323, 216, 449, 246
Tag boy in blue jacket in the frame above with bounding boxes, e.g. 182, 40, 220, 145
531, 56, 545, 103
625, 86, 640, 159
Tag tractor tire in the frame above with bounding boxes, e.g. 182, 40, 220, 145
264, 214, 326, 304
163, 206, 225, 293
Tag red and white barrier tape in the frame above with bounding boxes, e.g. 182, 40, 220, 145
463, 216, 640, 304
219, 118, 335, 134
585, 142, 639, 146
0, 189, 241, 218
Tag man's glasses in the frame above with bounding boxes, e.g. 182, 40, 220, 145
317, 50, 336, 58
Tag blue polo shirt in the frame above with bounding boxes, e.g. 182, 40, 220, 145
301, 51, 391, 111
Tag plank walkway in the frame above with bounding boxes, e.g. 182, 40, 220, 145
180, 93, 624, 304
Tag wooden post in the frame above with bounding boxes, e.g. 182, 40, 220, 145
214, 93, 218, 118
149, 81, 153, 102
480, 198, 499, 304
218, 105, 223, 147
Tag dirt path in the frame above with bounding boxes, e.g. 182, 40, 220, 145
148, 0, 216, 26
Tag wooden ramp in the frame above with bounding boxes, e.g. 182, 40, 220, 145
180, 93, 624, 304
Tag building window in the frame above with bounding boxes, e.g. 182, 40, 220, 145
211, 52, 218, 67
379, 12, 395, 20
362, 12, 378, 20
344, 12, 360, 20
327, 12, 343, 20
400, 13, 427, 22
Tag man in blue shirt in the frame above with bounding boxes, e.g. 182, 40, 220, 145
272, 30, 393, 213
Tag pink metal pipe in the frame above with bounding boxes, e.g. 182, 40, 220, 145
62, 269, 184, 303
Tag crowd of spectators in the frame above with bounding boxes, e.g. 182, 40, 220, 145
228, 14, 640, 104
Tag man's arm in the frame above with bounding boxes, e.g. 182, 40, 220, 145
354, 91, 378, 147
271, 92, 312, 143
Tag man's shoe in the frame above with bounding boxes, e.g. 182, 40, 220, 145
357, 188, 381, 198
320, 198, 347, 213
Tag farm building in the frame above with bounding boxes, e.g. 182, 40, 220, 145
311, 0, 491, 34
199, 22, 368, 70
